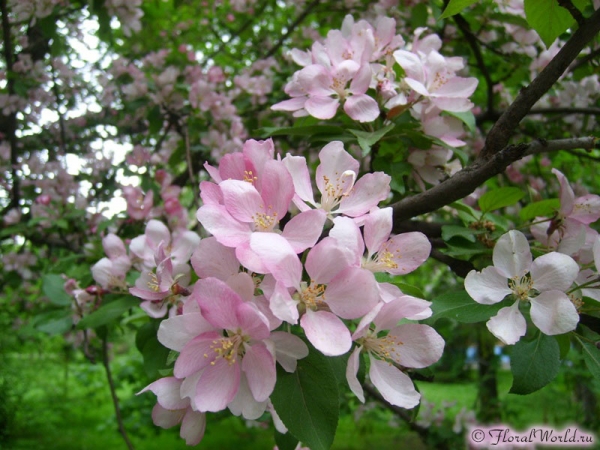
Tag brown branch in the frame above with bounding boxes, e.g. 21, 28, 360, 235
523, 136, 598, 156
479, 7, 600, 160
102, 335, 135, 450
454, 14, 496, 119
430, 249, 476, 278
558, 0, 585, 26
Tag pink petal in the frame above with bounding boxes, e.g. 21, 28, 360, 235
486, 302, 526, 345
102, 234, 127, 259
242, 343, 276, 402
329, 216, 364, 266
145, 219, 171, 248
380, 232, 431, 275
200, 180, 223, 205
180, 409, 206, 446
572, 195, 600, 224
492, 230, 532, 278
364, 207, 393, 258
337, 172, 391, 217
191, 237, 239, 280
260, 160, 295, 219
300, 309, 352, 356
530, 291, 579, 335
374, 295, 432, 330
281, 209, 327, 253
552, 168, 575, 216
174, 332, 222, 378
235, 302, 270, 340
387, 324, 445, 368
316, 141, 359, 196
369, 356, 420, 409
250, 233, 302, 288
465, 266, 512, 305
282, 154, 315, 205
196, 204, 251, 247
304, 95, 340, 120
227, 375, 268, 420
196, 278, 244, 329
152, 403, 185, 428
271, 96, 307, 112
140, 377, 189, 410
306, 237, 353, 283
157, 311, 215, 351
221, 179, 265, 224
194, 358, 241, 412
268, 282, 300, 324
269, 331, 309, 372
344, 94, 379, 122
326, 267, 379, 319
346, 347, 365, 402
349, 64, 372, 94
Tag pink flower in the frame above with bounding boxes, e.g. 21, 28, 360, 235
283, 141, 390, 219
346, 297, 444, 409
139, 377, 206, 446
91, 234, 132, 290
464, 230, 579, 344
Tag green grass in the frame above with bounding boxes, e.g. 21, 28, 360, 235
1, 348, 594, 450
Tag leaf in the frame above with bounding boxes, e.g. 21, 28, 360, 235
510, 333, 561, 395
348, 124, 395, 156
554, 333, 571, 359
450, 201, 480, 220
574, 335, 600, 382
430, 291, 505, 323
441, 225, 477, 243
524, 0, 580, 48
76, 296, 139, 330
445, 110, 477, 133
274, 430, 299, 450
42, 274, 73, 306
271, 347, 339, 450
256, 125, 345, 138
135, 320, 172, 377
478, 187, 524, 213
439, 0, 479, 19
35, 310, 73, 335
519, 198, 560, 221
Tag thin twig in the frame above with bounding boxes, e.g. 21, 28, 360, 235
263, 0, 321, 58
102, 335, 135, 450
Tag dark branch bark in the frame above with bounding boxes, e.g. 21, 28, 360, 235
558, 0, 585, 26
454, 14, 496, 119
479, 7, 600, 160
102, 336, 135, 450
430, 249, 475, 278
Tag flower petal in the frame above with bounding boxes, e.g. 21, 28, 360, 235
486, 302, 526, 345
369, 356, 420, 409
530, 291, 579, 335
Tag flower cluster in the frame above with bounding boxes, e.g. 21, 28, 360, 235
272, 16, 478, 123
86, 138, 445, 444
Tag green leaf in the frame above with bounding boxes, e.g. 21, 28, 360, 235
574, 335, 600, 382
256, 125, 344, 138
445, 110, 476, 133
42, 274, 73, 306
478, 187, 524, 213
439, 0, 479, 19
348, 124, 395, 156
274, 430, 299, 450
35, 310, 73, 335
142, 334, 171, 378
441, 225, 477, 243
450, 201, 480, 220
510, 333, 561, 395
271, 348, 339, 450
76, 296, 139, 330
554, 333, 571, 359
519, 198, 560, 221
524, 0, 579, 48
430, 290, 505, 323
391, 282, 426, 300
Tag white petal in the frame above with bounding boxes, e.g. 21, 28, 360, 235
530, 291, 579, 335
493, 230, 532, 278
486, 302, 526, 345
369, 357, 420, 409
464, 267, 512, 305
530, 252, 578, 292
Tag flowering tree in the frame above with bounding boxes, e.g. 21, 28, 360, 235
1, 0, 600, 448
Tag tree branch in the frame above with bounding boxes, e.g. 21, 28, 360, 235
479, 7, 600, 160
102, 335, 135, 450
558, 0, 585, 26
263, 0, 321, 58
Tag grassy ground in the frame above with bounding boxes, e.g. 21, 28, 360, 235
0, 347, 593, 450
